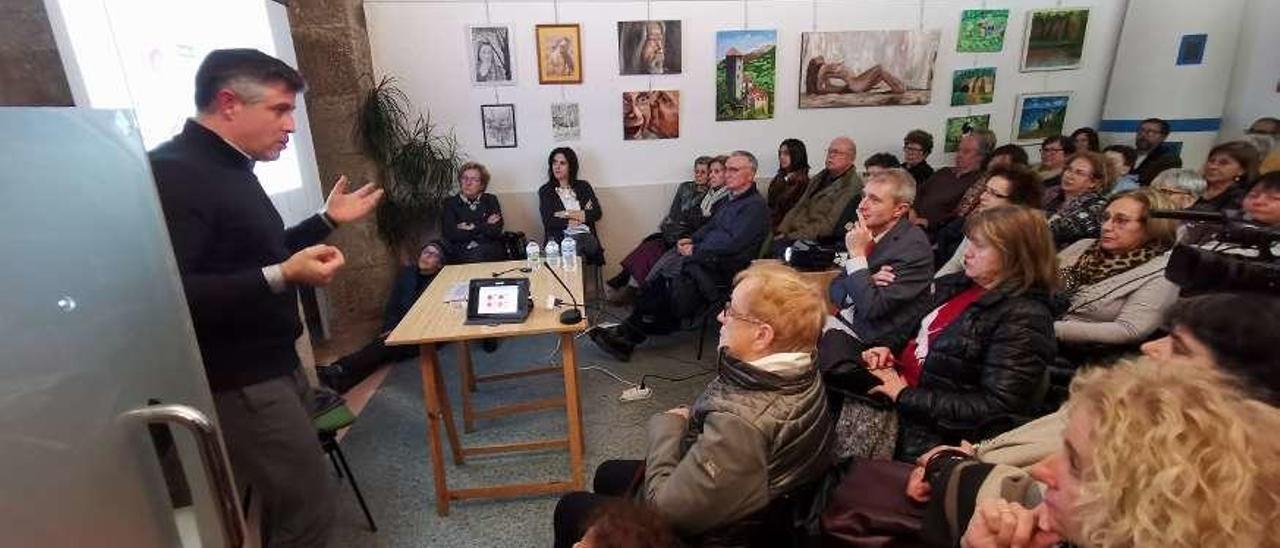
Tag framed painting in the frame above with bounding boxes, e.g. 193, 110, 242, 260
951, 67, 996, 106
1021, 9, 1090, 72
957, 9, 1008, 53
1012, 92, 1071, 144
716, 30, 776, 121
799, 29, 941, 108
618, 20, 681, 75
623, 90, 679, 140
480, 103, 517, 148
944, 114, 991, 153
536, 24, 583, 84
467, 25, 516, 86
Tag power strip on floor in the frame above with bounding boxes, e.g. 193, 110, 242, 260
619, 386, 652, 402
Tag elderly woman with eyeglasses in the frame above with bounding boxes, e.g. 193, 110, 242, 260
1149, 168, 1206, 210
1044, 151, 1113, 250
1054, 188, 1180, 351
441, 161, 507, 263
555, 263, 833, 546
1034, 136, 1075, 188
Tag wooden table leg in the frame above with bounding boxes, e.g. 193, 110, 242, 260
433, 358, 465, 466
418, 343, 450, 516
458, 342, 476, 433
560, 333, 586, 490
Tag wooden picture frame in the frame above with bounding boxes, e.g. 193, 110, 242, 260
535, 24, 583, 84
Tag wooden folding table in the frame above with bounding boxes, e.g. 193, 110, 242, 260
385, 260, 587, 516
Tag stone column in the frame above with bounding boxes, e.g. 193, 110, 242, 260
0, 0, 73, 106
288, 0, 396, 340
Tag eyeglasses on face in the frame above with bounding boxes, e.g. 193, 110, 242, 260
1041, 146, 1064, 153
1154, 186, 1192, 197
721, 299, 765, 325
1101, 212, 1145, 226
983, 185, 1011, 199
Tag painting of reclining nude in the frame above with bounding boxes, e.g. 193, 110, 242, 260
799, 29, 941, 109
622, 90, 679, 140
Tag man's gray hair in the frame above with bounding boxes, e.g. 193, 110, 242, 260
730, 150, 758, 173
869, 168, 917, 205
1151, 168, 1207, 198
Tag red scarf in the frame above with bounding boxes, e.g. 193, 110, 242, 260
897, 284, 986, 386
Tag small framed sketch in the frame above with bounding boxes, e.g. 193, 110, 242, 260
1021, 8, 1090, 72
1012, 92, 1071, 144
467, 25, 516, 86
551, 102, 580, 141
536, 24, 583, 84
480, 103, 517, 149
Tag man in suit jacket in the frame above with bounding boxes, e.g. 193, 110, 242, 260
827, 169, 934, 345
1132, 118, 1182, 186
150, 49, 382, 547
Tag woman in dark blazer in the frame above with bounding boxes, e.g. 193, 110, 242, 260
441, 161, 507, 263
538, 147, 604, 261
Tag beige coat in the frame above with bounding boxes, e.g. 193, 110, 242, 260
1055, 239, 1179, 345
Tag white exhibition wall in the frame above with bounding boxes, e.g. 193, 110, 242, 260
1223, 0, 1280, 139
364, 0, 1128, 193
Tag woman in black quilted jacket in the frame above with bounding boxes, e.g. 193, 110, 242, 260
861, 206, 1058, 462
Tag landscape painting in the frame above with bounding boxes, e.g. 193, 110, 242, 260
1021, 9, 1090, 72
799, 29, 941, 108
944, 114, 991, 153
951, 67, 996, 106
957, 9, 1008, 53
1013, 93, 1071, 143
715, 30, 776, 121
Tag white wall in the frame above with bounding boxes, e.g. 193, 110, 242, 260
363, 0, 1127, 270
365, 0, 1127, 188
1100, 0, 1247, 167
1223, 0, 1280, 139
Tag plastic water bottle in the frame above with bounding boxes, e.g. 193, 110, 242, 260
560, 235, 577, 272
545, 239, 561, 268
525, 241, 541, 269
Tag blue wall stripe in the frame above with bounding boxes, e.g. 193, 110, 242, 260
1098, 118, 1222, 133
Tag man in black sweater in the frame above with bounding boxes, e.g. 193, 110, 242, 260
150, 49, 381, 547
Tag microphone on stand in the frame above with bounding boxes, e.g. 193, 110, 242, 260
542, 261, 583, 325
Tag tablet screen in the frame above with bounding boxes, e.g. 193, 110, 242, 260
476, 284, 521, 315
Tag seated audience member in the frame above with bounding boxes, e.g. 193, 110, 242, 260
1102, 144, 1139, 195
1034, 136, 1074, 188
1131, 117, 1183, 186
902, 129, 935, 184
855, 206, 1057, 462
608, 156, 711, 299
317, 242, 445, 392
766, 139, 811, 231
935, 166, 1043, 276
825, 169, 934, 350
441, 161, 506, 263
589, 151, 769, 361
629, 155, 729, 292
539, 146, 604, 260
912, 129, 993, 231
1045, 151, 1112, 249
1070, 126, 1100, 153
555, 499, 681, 548
988, 143, 1030, 171
1149, 168, 1206, 210
959, 359, 1280, 548
558, 263, 834, 546
1191, 140, 1260, 213
773, 136, 863, 252
1055, 189, 1179, 352
863, 152, 901, 176
821, 292, 1280, 547
950, 130, 1011, 221
1251, 117, 1280, 175
1243, 171, 1280, 226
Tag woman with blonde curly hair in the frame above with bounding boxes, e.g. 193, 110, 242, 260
961, 358, 1280, 548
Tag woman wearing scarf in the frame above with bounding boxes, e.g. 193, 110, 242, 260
1055, 188, 1180, 349
1044, 151, 1112, 250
